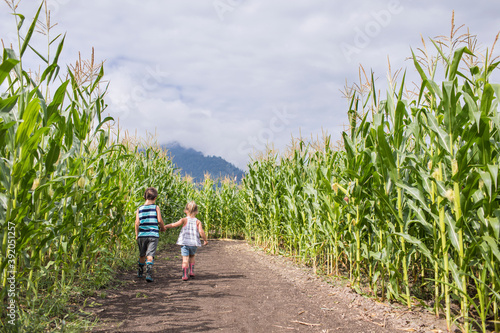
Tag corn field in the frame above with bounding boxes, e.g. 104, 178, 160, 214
195, 174, 245, 240
0, 3, 195, 331
240, 29, 500, 332
2, 2, 500, 332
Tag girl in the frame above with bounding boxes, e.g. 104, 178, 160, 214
166, 201, 208, 280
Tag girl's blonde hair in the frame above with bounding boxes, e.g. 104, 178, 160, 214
185, 201, 198, 215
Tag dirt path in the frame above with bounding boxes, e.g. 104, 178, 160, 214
87, 240, 451, 333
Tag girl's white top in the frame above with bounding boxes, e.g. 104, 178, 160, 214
176, 217, 202, 247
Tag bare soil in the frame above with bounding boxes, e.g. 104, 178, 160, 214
86, 240, 453, 333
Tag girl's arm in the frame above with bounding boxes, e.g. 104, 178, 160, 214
134, 210, 140, 239
156, 206, 166, 232
166, 217, 186, 229
197, 220, 208, 245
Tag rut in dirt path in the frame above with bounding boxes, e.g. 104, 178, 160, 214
87, 240, 450, 333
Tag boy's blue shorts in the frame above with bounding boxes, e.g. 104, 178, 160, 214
181, 245, 197, 256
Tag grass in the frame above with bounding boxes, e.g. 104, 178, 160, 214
5, 228, 182, 333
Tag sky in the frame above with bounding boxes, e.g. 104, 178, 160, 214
1, 0, 500, 169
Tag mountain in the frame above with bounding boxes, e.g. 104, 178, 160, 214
163, 142, 245, 183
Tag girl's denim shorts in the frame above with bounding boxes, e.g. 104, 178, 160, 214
181, 245, 197, 256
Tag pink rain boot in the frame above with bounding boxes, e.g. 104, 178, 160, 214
182, 267, 189, 281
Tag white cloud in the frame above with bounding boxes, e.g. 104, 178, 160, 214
1, 0, 499, 169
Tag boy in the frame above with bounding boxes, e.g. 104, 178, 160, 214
135, 187, 166, 282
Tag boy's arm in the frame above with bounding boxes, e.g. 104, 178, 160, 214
156, 206, 166, 232
197, 220, 208, 245
135, 210, 140, 239
166, 218, 186, 228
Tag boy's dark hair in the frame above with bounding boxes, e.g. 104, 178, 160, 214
144, 187, 158, 200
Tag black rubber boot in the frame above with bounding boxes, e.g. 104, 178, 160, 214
146, 262, 153, 282
137, 262, 145, 278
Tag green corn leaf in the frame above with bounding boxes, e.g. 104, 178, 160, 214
393, 232, 433, 260
0, 57, 19, 85
426, 112, 451, 154
51, 33, 66, 67
0, 95, 18, 113
486, 61, 500, 78
434, 180, 448, 199
28, 44, 48, 64
45, 140, 61, 174
60, 241, 68, 254
393, 100, 407, 148
483, 236, 500, 263
490, 211, 500, 240
431, 39, 450, 67
463, 91, 480, 132
492, 83, 500, 101
444, 212, 460, 252
71, 107, 83, 139
396, 181, 427, 208
0, 157, 11, 190
46, 80, 69, 121
342, 131, 356, 160
448, 46, 473, 80
373, 187, 402, 226
419, 169, 434, 196
64, 118, 74, 149
487, 164, 498, 192
92, 116, 114, 139
385, 89, 395, 123
376, 125, 396, 171
406, 200, 434, 233
479, 170, 492, 198
3, 48, 21, 78
448, 258, 464, 291
20, 4, 43, 57
15, 98, 41, 146
40, 63, 59, 83
14, 13, 25, 31
0, 117, 15, 136
442, 81, 455, 130
411, 48, 429, 83
481, 83, 494, 115
90, 65, 105, 94
427, 80, 442, 100
21, 126, 50, 154
397, 70, 407, 101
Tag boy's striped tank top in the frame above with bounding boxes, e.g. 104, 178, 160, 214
138, 204, 159, 238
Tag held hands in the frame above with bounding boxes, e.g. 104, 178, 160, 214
162, 223, 174, 231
